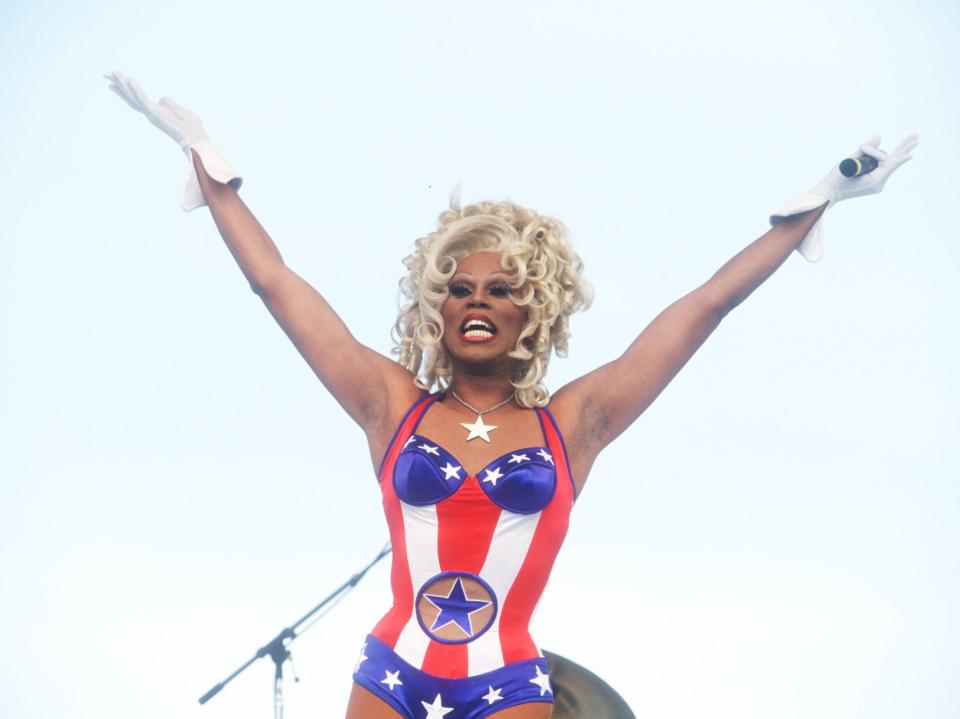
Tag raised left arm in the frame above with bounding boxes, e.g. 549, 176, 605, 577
554, 202, 828, 457
552, 133, 917, 486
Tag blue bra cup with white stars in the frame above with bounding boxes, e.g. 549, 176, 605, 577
394, 436, 557, 515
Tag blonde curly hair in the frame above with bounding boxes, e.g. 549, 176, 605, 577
391, 193, 593, 407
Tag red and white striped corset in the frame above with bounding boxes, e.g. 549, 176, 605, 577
370, 392, 576, 678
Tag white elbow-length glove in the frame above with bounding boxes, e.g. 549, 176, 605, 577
771, 133, 919, 263
103, 70, 242, 212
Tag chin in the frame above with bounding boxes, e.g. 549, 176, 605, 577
446, 338, 512, 363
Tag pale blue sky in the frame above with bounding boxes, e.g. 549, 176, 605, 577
2, 1, 958, 718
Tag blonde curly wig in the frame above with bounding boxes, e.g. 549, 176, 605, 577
391, 192, 593, 407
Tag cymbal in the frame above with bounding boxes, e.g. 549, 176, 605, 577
543, 650, 635, 719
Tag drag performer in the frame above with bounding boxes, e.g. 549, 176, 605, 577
104, 71, 918, 719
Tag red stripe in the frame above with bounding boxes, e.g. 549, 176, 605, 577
370, 395, 432, 648
420, 640, 466, 677
499, 408, 574, 663
420, 476, 502, 677
436, 477, 502, 572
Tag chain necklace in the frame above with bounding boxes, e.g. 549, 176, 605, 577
449, 389, 514, 443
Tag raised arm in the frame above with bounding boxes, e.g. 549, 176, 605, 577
556, 202, 828, 456
191, 151, 418, 431
555, 132, 918, 469
104, 71, 419, 435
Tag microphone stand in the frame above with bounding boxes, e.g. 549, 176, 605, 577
198, 542, 392, 719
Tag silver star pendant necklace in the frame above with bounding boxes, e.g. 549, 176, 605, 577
449, 389, 513, 443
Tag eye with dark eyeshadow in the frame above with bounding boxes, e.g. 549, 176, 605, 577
449, 282, 471, 298
489, 282, 512, 297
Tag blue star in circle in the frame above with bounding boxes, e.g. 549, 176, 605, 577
424, 577, 491, 637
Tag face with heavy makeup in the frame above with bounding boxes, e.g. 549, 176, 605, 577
440, 252, 528, 370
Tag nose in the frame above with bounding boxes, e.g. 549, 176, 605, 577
465, 287, 491, 308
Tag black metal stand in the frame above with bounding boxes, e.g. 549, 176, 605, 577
198, 542, 392, 718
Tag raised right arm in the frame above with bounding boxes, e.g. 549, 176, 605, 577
191, 150, 421, 432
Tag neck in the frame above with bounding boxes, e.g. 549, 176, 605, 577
447, 370, 514, 410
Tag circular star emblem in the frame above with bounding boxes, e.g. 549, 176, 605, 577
415, 572, 498, 643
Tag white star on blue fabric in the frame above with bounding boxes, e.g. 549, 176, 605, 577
440, 462, 462, 481
508, 453, 529, 464
380, 669, 402, 690
481, 685, 503, 705
536, 449, 554, 464
353, 642, 368, 674
404, 436, 417, 448
421, 693, 454, 718
481, 466, 503, 486
418, 443, 440, 455
529, 665, 552, 696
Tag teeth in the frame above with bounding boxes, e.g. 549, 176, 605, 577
463, 320, 495, 333
464, 329, 494, 339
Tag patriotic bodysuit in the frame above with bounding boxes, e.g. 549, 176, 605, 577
352, 392, 576, 718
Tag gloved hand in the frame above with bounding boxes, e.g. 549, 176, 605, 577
103, 70, 242, 212
771, 133, 919, 262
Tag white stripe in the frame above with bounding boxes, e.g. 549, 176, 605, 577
467, 510, 542, 675
393, 501, 441, 667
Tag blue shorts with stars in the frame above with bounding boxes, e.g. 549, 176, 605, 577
352, 634, 553, 718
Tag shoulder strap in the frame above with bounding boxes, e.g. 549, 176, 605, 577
538, 405, 577, 502
377, 392, 436, 479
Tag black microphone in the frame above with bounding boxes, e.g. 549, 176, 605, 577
839, 154, 879, 177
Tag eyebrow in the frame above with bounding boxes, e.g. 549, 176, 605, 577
450, 271, 513, 280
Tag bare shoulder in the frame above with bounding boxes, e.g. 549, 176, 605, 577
545, 381, 601, 495
543, 383, 584, 440
547, 376, 601, 448
363, 366, 427, 474
371, 361, 425, 432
